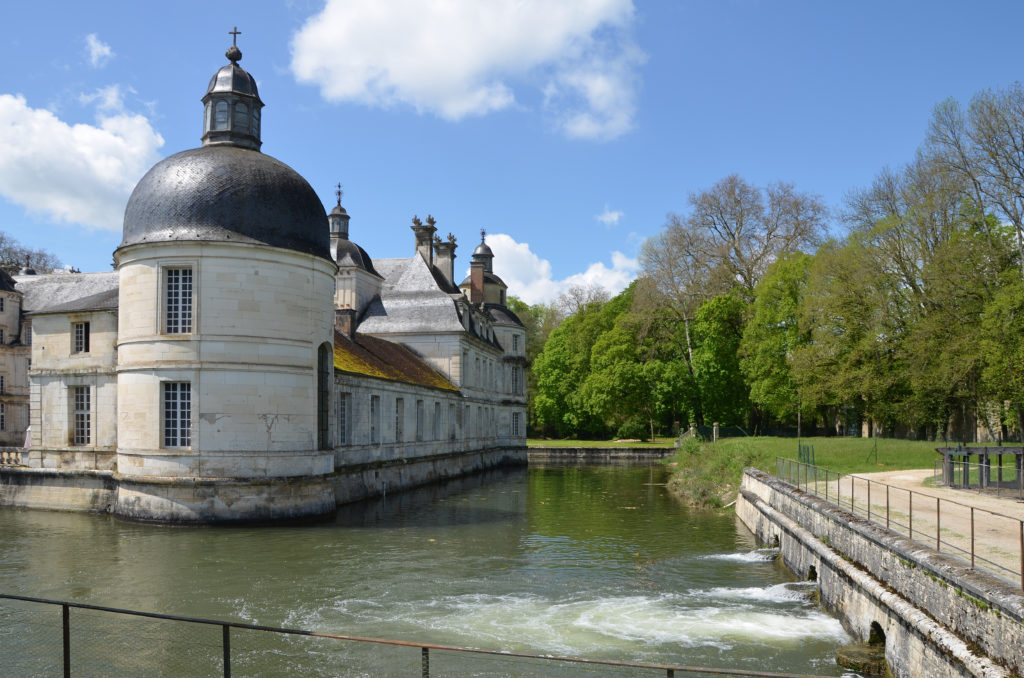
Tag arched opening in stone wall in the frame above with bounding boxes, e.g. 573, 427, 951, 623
317, 343, 331, 450
807, 565, 817, 582
868, 621, 886, 646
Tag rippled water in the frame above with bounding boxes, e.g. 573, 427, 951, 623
0, 464, 854, 676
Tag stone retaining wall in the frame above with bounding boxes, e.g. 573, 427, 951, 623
527, 447, 672, 460
738, 468, 1024, 677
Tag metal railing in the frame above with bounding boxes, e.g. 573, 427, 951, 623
933, 457, 1024, 500
1, 593, 834, 678
776, 457, 1024, 590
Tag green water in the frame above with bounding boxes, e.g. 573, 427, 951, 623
0, 464, 854, 676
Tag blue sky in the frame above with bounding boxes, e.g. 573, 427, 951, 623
2, 1, 1023, 303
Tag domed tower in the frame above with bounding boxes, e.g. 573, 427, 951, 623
113, 35, 338, 523
329, 184, 382, 316
460, 230, 508, 306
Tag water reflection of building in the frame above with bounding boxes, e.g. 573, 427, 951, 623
0, 38, 526, 523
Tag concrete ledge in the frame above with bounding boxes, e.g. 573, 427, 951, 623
739, 468, 1023, 677
528, 447, 672, 460
0, 467, 115, 513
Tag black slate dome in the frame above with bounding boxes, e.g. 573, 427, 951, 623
120, 145, 330, 260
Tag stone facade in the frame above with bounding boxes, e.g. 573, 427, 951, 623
0, 41, 527, 524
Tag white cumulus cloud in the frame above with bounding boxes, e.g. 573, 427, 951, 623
595, 205, 623, 226
85, 33, 114, 68
291, 0, 643, 140
484, 233, 637, 304
0, 90, 164, 232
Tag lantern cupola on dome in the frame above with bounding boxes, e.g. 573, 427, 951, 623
201, 27, 264, 151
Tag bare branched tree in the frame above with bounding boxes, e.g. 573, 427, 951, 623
927, 83, 1024, 277
0, 231, 62, 274
555, 283, 609, 318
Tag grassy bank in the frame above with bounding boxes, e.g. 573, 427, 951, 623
527, 437, 677, 449
667, 436, 943, 507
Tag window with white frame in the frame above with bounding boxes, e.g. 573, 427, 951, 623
336, 392, 350, 446
512, 412, 521, 437
512, 334, 519, 353
72, 386, 90, 446
163, 382, 191, 447
415, 399, 424, 442
395, 398, 404, 442
370, 395, 381, 444
73, 321, 90, 353
512, 366, 521, 395
165, 267, 193, 334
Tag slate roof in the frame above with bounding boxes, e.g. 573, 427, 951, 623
334, 330, 458, 391
359, 256, 466, 334
483, 302, 524, 328
14, 272, 119, 314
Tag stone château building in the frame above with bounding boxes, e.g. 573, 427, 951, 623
0, 40, 526, 523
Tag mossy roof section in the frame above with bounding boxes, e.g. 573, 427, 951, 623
334, 330, 458, 392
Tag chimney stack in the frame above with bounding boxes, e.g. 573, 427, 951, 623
470, 259, 484, 304
411, 214, 437, 266
433, 233, 457, 288
334, 308, 357, 339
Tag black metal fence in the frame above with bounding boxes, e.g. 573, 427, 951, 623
0, 593, 836, 678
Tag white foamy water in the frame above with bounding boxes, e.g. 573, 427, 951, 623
303, 588, 848, 658
693, 581, 817, 604
702, 548, 780, 562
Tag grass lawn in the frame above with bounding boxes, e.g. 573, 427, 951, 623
702, 436, 944, 476
666, 436, 945, 507
527, 437, 677, 449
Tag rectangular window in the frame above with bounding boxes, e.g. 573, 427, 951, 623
449, 403, 456, 440
432, 402, 441, 441
72, 386, 91, 446
0, 375, 5, 394
416, 400, 424, 442
512, 412, 521, 437
165, 267, 193, 334
512, 366, 521, 395
23, 320, 31, 346
370, 395, 380, 444
163, 382, 191, 447
0, 297, 5, 312
336, 392, 350, 446
0, 403, 5, 432
0, 328, 4, 344
73, 321, 90, 353
464, 405, 471, 439
512, 335, 519, 352
395, 398, 404, 442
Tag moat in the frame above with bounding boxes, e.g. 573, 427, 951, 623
0, 463, 853, 676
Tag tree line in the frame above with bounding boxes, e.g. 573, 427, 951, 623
523, 82, 1024, 442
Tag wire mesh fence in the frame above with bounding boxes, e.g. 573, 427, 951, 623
0, 594, 836, 678
776, 457, 1024, 590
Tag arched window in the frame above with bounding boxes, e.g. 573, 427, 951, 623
317, 343, 331, 450
213, 101, 228, 131
233, 102, 249, 133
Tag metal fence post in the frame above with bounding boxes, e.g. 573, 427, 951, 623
909, 491, 913, 541
970, 507, 975, 569
223, 625, 231, 678
1020, 522, 1023, 592
867, 481, 871, 522
886, 485, 890, 530
63, 603, 70, 678
936, 497, 940, 552
422, 647, 430, 678
825, 469, 829, 502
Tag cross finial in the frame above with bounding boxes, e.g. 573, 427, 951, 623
230, 27, 241, 46
335, 182, 343, 206
480, 228, 486, 243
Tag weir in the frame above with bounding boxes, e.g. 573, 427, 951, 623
737, 467, 1024, 677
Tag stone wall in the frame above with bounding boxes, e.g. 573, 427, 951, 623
738, 468, 1023, 678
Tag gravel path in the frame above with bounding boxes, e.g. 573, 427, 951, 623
800, 468, 1024, 585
